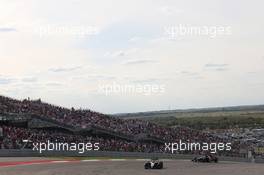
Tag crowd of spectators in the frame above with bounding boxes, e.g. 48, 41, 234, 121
0, 126, 162, 153
0, 96, 206, 141
0, 96, 256, 157
0, 125, 246, 156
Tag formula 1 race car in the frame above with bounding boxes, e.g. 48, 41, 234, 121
192, 155, 218, 163
144, 158, 163, 169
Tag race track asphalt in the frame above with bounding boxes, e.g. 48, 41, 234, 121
0, 158, 263, 175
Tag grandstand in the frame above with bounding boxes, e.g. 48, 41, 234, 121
0, 95, 254, 157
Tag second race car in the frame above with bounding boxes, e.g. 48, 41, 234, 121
192, 155, 218, 163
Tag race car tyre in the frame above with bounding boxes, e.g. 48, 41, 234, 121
144, 163, 151, 169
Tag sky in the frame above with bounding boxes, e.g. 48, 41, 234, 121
0, 0, 264, 114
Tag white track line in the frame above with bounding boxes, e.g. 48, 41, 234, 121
81, 160, 100, 162
110, 159, 126, 161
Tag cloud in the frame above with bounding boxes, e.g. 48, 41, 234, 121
71, 75, 116, 81
0, 27, 17, 32
159, 6, 184, 16
128, 37, 141, 42
214, 68, 228, 71
21, 77, 38, 83
104, 48, 139, 58
123, 59, 157, 65
247, 71, 257, 74
178, 71, 203, 79
104, 50, 126, 57
0, 77, 15, 84
180, 71, 199, 76
204, 63, 228, 68
204, 63, 229, 71
130, 78, 160, 84
45, 82, 64, 87
49, 66, 82, 73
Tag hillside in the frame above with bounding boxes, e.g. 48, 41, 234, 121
114, 105, 264, 130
